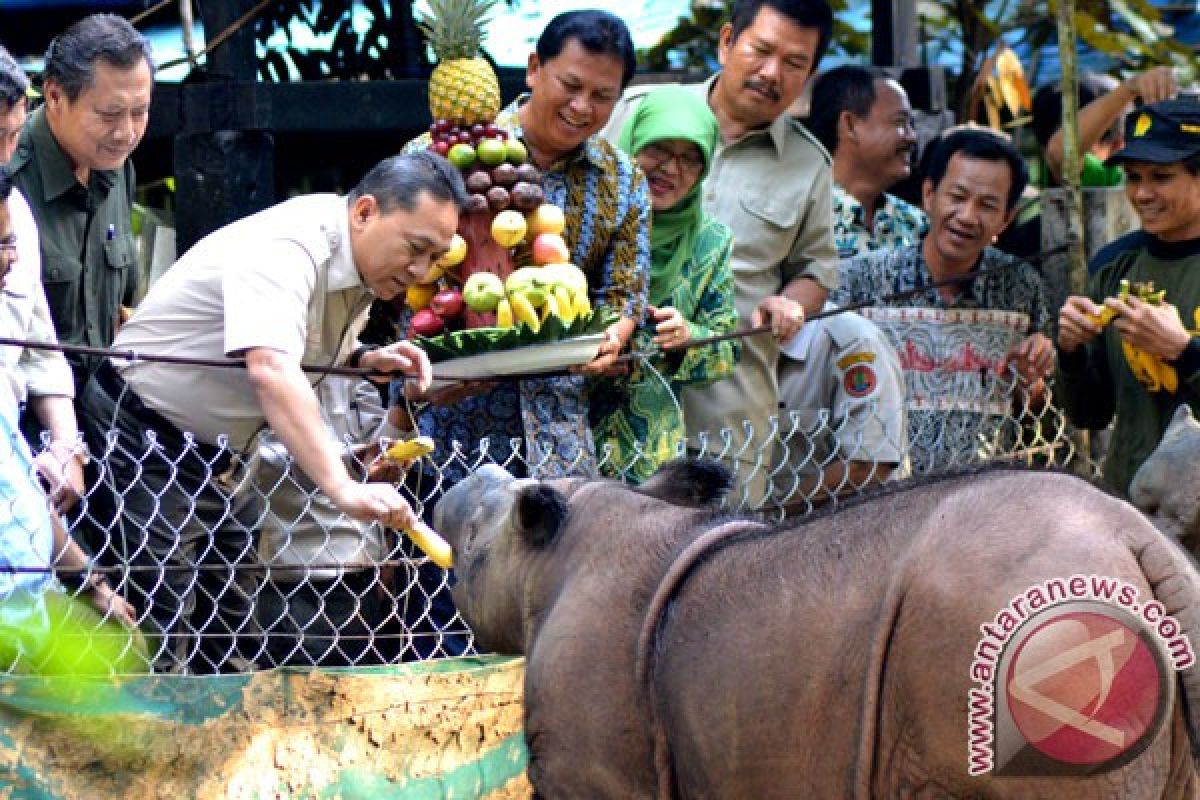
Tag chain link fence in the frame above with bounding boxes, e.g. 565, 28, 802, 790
0, 364, 1103, 676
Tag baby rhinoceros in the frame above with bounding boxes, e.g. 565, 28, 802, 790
434, 461, 1200, 799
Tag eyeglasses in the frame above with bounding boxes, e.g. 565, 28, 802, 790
0, 237, 16, 255
639, 142, 705, 175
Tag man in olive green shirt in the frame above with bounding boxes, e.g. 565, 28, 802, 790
7, 14, 152, 393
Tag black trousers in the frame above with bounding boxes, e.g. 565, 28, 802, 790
79, 362, 264, 674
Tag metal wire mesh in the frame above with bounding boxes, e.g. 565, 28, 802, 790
0, 368, 1103, 676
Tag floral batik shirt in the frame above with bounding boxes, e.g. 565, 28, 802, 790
403, 97, 651, 480
831, 241, 1050, 474
590, 218, 739, 483
832, 184, 928, 260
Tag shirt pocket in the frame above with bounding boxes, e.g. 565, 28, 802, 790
736, 191, 804, 273
104, 233, 138, 306
40, 249, 83, 327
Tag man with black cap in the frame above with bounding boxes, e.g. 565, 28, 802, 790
1057, 97, 1200, 497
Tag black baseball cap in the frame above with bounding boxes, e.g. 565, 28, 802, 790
1106, 98, 1200, 166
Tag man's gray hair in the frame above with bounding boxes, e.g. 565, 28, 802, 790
43, 14, 153, 102
349, 151, 470, 214
0, 45, 28, 111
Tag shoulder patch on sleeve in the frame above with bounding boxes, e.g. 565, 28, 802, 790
836, 351, 877, 370
842, 363, 878, 398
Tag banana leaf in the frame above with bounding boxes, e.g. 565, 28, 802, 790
414, 307, 618, 364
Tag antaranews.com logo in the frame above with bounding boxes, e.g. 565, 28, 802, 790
967, 574, 1194, 776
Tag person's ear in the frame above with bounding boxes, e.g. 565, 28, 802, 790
921, 177, 935, 212
350, 195, 376, 229
716, 23, 734, 67
525, 53, 540, 92
838, 110, 858, 146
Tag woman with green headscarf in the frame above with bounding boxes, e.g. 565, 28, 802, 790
590, 86, 739, 483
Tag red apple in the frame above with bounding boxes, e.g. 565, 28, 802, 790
430, 287, 465, 318
531, 232, 570, 265
409, 308, 445, 337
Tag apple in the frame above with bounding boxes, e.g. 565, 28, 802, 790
477, 137, 508, 166
430, 287, 465, 318
506, 267, 548, 308
531, 232, 570, 265
506, 139, 529, 164
526, 203, 566, 236
410, 308, 445, 337
540, 263, 588, 297
462, 272, 506, 313
491, 210, 527, 247
438, 233, 467, 268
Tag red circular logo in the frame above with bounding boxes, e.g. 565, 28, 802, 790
843, 364, 876, 398
1004, 611, 1165, 766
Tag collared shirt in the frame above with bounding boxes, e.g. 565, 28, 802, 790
403, 95, 652, 479
256, 377, 400, 580
114, 194, 371, 449
0, 189, 74, 423
777, 305, 907, 497
832, 184, 927, 260
8, 107, 139, 383
604, 76, 839, 479
0, 411, 53, 599
832, 241, 1050, 473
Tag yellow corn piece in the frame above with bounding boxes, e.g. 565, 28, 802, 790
404, 520, 454, 569
385, 435, 436, 463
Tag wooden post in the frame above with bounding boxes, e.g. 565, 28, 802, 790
1055, 0, 1087, 294
173, 0, 275, 253
871, 0, 919, 68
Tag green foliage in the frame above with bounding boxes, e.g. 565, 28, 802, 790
253, 0, 517, 81
640, 0, 869, 71
415, 308, 618, 363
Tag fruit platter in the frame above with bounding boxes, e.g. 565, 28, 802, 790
407, 0, 610, 375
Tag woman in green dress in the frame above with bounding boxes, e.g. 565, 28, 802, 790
590, 85, 739, 483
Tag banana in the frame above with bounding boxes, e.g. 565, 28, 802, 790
540, 292, 561, 324
403, 520, 454, 569
496, 297, 514, 328
509, 291, 541, 332
385, 435, 436, 464
1087, 307, 1118, 328
571, 291, 591, 319
554, 285, 576, 324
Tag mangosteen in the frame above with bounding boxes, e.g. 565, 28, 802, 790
465, 169, 492, 194
486, 186, 511, 211
510, 181, 545, 212
466, 193, 490, 214
490, 162, 518, 188
514, 163, 542, 185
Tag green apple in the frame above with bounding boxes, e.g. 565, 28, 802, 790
463, 272, 506, 313
505, 139, 529, 165
477, 137, 508, 166
505, 266, 548, 307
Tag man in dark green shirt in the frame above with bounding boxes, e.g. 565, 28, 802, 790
7, 13, 151, 391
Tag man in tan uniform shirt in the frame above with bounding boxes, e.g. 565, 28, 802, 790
603, 0, 839, 507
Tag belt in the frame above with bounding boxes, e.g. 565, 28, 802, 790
93, 359, 233, 470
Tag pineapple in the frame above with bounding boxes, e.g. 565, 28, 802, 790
418, 0, 502, 125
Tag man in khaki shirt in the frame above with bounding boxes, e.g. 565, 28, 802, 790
603, 0, 838, 507
80, 152, 466, 672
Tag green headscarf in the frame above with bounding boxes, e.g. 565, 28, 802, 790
616, 86, 719, 307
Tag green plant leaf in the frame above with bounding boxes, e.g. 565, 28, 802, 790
413, 308, 618, 363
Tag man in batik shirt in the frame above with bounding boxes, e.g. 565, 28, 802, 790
806, 64, 927, 260
832, 129, 1054, 473
396, 10, 650, 481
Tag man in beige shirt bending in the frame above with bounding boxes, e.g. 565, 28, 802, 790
80, 152, 465, 672
603, 0, 838, 507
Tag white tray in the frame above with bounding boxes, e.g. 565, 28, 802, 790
430, 333, 605, 385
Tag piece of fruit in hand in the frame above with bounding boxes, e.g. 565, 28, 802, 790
404, 520, 454, 569
385, 435, 437, 464
1087, 306, 1118, 328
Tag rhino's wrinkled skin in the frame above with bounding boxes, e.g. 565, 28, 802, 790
1132, 405, 1200, 557
434, 462, 1200, 799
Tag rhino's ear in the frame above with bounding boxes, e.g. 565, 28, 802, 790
637, 458, 732, 507
513, 484, 569, 548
